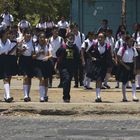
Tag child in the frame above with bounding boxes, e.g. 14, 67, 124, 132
32, 32, 52, 102
56, 32, 79, 102
117, 35, 139, 102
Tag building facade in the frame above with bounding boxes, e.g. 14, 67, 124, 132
70, 0, 140, 35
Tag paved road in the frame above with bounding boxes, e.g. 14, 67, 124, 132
0, 116, 140, 140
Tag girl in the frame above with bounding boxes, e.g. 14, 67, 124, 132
117, 35, 139, 102
86, 32, 112, 102
18, 29, 33, 102
0, 29, 14, 102
32, 32, 52, 102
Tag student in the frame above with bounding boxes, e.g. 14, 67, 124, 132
103, 29, 115, 89
57, 16, 69, 39
56, 32, 79, 102
86, 32, 112, 102
48, 27, 64, 88
117, 35, 139, 102
97, 19, 109, 34
1, 9, 14, 28
0, 29, 14, 102
18, 29, 33, 102
73, 23, 85, 87
46, 16, 55, 38
18, 16, 31, 33
81, 32, 95, 89
32, 32, 52, 102
36, 16, 47, 31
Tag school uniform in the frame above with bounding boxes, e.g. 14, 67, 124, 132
56, 43, 80, 101
1, 13, 13, 27
46, 21, 54, 38
57, 20, 69, 39
18, 20, 31, 30
36, 22, 47, 30
7, 40, 18, 76
81, 39, 95, 89
73, 31, 85, 87
48, 36, 64, 87
33, 43, 52, 79
86, 42, 112, 81
117, 46, 138, 84
0, 39, 12, 79
18, 39, 34, 78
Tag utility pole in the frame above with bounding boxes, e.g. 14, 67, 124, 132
122, 0, 126, 26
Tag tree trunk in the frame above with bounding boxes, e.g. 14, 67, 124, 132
122, 0, 126, 26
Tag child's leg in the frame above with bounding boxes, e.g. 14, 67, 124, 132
3, 77, 11, 99
95, 80, 102, 102
39, 78, 46, 102
122, 83, 127, 101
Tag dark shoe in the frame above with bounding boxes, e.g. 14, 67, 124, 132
63, 99, 70, 103
24, 97, 31, 102
103, 84, 110, 89
115, 86, 119, 88
74, 85, 78, 88
80, 83, 84, 86
133, 98, 139, 102
126, 86, 131, 89
44, 96, 48, 102
85, 87, 93, 90
136, 87, 140, 90
122, 99, 128, 102
4, 97, 14, 103
95, 98, 102, 102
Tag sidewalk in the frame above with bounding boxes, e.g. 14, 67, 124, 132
0, 78, 140, 115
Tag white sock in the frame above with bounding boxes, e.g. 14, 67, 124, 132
4, 83, 10, 99
23, 85, 29, 98
104, 73, 110, 85
122, 84, 127, 99
39, 86, 45, 100
87, 78, 91, 88
137, 75, 140, 87
28, 85, 31, 97
96, 88, 101, 98
83, 75, 87, 86
132, 83, 137, 98
126, 81, 130, 87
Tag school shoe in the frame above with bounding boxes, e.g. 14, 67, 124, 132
84, 86, 93, 90
132, 97, 139, 102
4, 97, 14, 103
95, 98, 102, 103
115, 85, 119, 88
44, 96, 48, 102
126, 86, 131, 89
80, 83, 84, 86
24, 97, 31, 102
122, 98, 128, 102
74, 85, 79, 88
63, 99, 70, 103
136, 87, 140, 90
103, 84, 110, 89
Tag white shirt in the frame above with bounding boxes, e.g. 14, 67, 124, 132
98, 42, 106, 54
21, 40, 33, 56
0, 39, 11, 54
114, 38, 125, 51
9, 41, 17, 55
132, 32, 140, 40
136, 37, 140, 45
18, 20, 31, 29
81, 39, 94, 52
117, 46, 138, 63
36, 22, 47, 29
1, 13, 13, 27
49, 36, 64, 58
57, 20, 69, 29
46, 21, 54, 28
74, 31, 85, 51
34, 44, 52, 60
106, 36, 115, 53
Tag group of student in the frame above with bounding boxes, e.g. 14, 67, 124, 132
0, 9, 140, 103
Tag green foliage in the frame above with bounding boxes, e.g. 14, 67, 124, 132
0, 0, 70, 25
